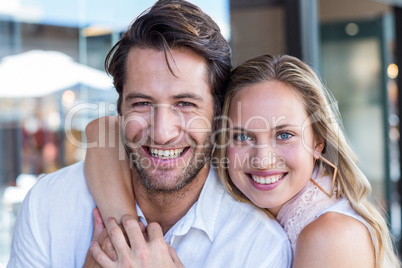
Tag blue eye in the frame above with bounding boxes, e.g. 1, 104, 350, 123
277, 132, 293, 140
234, 133, 251, 142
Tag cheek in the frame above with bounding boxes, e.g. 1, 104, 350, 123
122, 114, 149, 141
279, 144, 314, 179
227, 146, 248, 171
301, 129, 316, 155
275, 144, 309, 170
227, 147, 244, 185
185, 115, 212, 137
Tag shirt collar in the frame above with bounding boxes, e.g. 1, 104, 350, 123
135, 166, 225, 242
136, 203, 147, 225
190, 166, 225, 241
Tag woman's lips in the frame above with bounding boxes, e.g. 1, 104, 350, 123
246, 172, 288, 190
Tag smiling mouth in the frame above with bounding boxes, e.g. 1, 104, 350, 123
249, 173, 287, 185
147, 147, 186, 159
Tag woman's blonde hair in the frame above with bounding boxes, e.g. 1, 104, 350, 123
216, 54, 400, 267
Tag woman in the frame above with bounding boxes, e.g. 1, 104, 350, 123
85, 55, 400, 267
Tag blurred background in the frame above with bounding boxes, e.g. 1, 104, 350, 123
0, 0, 401, 265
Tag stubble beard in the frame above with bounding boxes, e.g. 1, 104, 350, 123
124, 133, 213, 197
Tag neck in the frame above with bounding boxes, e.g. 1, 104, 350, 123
133, 164, 210, 234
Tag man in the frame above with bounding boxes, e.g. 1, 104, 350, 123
8, 1, 292, 267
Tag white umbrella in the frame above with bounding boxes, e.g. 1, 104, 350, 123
0, 50, 113, 98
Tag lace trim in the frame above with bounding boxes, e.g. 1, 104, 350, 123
276, 171, 337, 253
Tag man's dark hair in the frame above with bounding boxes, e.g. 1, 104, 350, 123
105, 0, 231, 124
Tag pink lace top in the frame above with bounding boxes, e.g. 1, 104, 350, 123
276, 170, 338, 253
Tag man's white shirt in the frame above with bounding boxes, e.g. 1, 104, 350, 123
8, 161, 292, 267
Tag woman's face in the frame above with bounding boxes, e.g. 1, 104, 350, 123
227, 80, 323, 216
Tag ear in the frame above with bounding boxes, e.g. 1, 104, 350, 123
313, 138, 325, 159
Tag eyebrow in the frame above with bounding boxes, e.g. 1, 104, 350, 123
230, 124, 299, 132
172, 93, 204, 102
125, 92, 204, 102
125, 93, 153, 102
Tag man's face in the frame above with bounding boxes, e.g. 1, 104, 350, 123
120, 47, 214, 192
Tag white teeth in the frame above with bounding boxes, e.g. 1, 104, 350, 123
148, 147, 185, 159
251, 174, 285, 185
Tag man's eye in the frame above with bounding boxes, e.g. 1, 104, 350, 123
277, 132, 293, 140
132, 102, 151, 107
234, 133, 251, 142
174, 102, 196, 111
177, 102, 195, 107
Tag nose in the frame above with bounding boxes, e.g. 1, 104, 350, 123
251, 142, 276, 169
150, 104, 182, 145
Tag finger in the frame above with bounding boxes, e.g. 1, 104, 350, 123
94, 208, 104, 227
92, 208, 105, 242
138, 221, 146, 233
105, 217, 131, 258
117, 223, 131, 247
101, 237, 118, 262
146, 222, 168, 258
83, 244, 99, 268
90, 241, 115, 267
98, 228, 109, 245
138, 221, 149, 242
121, 214, 146, 250
167, 244, 184, 267
146, 222, 164, 242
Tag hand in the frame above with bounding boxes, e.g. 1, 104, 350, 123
83, 208, 118, 267
90, 214, 184, 267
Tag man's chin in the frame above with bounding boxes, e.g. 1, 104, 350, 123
135, 167, 189, 190
141, 179, 189, 193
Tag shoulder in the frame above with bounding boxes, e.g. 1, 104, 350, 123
9, 161, 96, 266
215, 175, 286, 236
294, 212, 374, 267
209, 168, 285, 231
218, 191, 292, 263
26, 160, 95, 219
29, 161, 91, 202
209, 167, 288, 240
34, 161, 85, 188
222, 192, 281, 230
203, 168, 291, 262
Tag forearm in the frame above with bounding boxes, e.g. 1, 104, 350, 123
84, 116, 137, 223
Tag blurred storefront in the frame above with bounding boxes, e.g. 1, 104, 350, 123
0, 45, 118, 266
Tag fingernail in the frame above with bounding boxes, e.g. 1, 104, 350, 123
106, 217, 113, 223
89, 241, 95, 249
